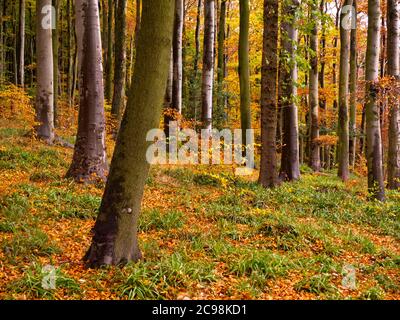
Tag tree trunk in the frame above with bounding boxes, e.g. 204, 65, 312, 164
135, 0, 141, 48
18, 0, 25, 87
349, 0, 358, 168
259, 0, 279, 188
217, 0, 226, 119
365, 0, 385, 200
337, 0, 353, 181
52, 0, 59, 127
387, 0, 400, 189
104, 0, 113, 102
85, 0, 174, 267
309, 1, 320, 172
279, 0, 300, 181
35, 0, 55, 143
111, 0, 127, 117
239, 0, 252, 148
201, 0, 215, 132
67, 0, 108, 182
172, 0, 184, 114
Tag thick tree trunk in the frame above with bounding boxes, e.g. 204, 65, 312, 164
279, 0, 300, 181
35, 0, 55, 143
365, 0, 385, 200
259, 0, 279, 188
18, 0, 25, 87
85, 0, 174, 267
349, 0, 358, 168
172, 0, 184, 114
337, 0, 353, 181
309, 1, 320, 172
67, 0, 108, 182
111, 0, 127, 117
387, 0, 400, 189
201, 0, 215, 132
239, 0, 252, 147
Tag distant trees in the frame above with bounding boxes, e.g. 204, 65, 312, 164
67, 0, 108, 182
35, 0, 55, 143
85, 0, 174, 267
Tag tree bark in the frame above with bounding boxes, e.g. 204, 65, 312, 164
309, 1, 320, 172
111, 0, 127, 117
279, 0, 300, 181
201, 0, 215, 132
104, 0, 113, 102
18, 0, 25, 87
259, 0, 279, 188
365, 0, 385, 200
337, 0, 353, 181
85, 0, 174, 267
239, 0, 252, 148
67, 0, 108, 182
217, 0, 226, 119
35, 0, 55, 143
52, 0, 59, 127
349, 0, 358, 167
387, 0, 400, 189
172, 0, 184, 114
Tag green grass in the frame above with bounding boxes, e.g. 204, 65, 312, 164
139, 208, 186, 232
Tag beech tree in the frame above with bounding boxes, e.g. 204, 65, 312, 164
365, 0, 385, 200
18, 0, 25, 87
111, 0, 127, 117
201, 0, 215, 132
35, 0, 55, 143
239, 0, 252, 148
387, 0, 400, 189
279, 0, 300, 181
66, 0, 108, 182
259, 0, 279, 188
309, 0, 320, 172
337, 0, 353, 181
85, 0, 174, 267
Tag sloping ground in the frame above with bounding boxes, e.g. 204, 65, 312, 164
0, 119, 399, 300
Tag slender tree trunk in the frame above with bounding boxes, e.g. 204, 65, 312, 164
172, 0, 184, 114
309, 1, 320, 172
67, 0, 108, 182
67, 0, 73, 108
217, 0, 226, 118
18, 0, 25, 87
111, 0, 127, 117
104, 0, 113, 102
337, 0, 353, 181
365, 0, 385, 200
190, 0, 201, 121
52, 0, 59, 126
239, 0, 251, 148
35, 0, 55, 143
201, 0, 215, 132
279, 0, 300, 181
387, 0, 400, 189
259, 0, 279, 188
134, 0, 141, 48
85, 0, 174, 267
349, 0, 358, 168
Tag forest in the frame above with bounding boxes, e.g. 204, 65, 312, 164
0, 0, 399, 300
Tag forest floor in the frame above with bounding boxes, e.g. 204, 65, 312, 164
0, 117, 399, 300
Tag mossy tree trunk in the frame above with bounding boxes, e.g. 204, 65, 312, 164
85, 0, 175, 267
